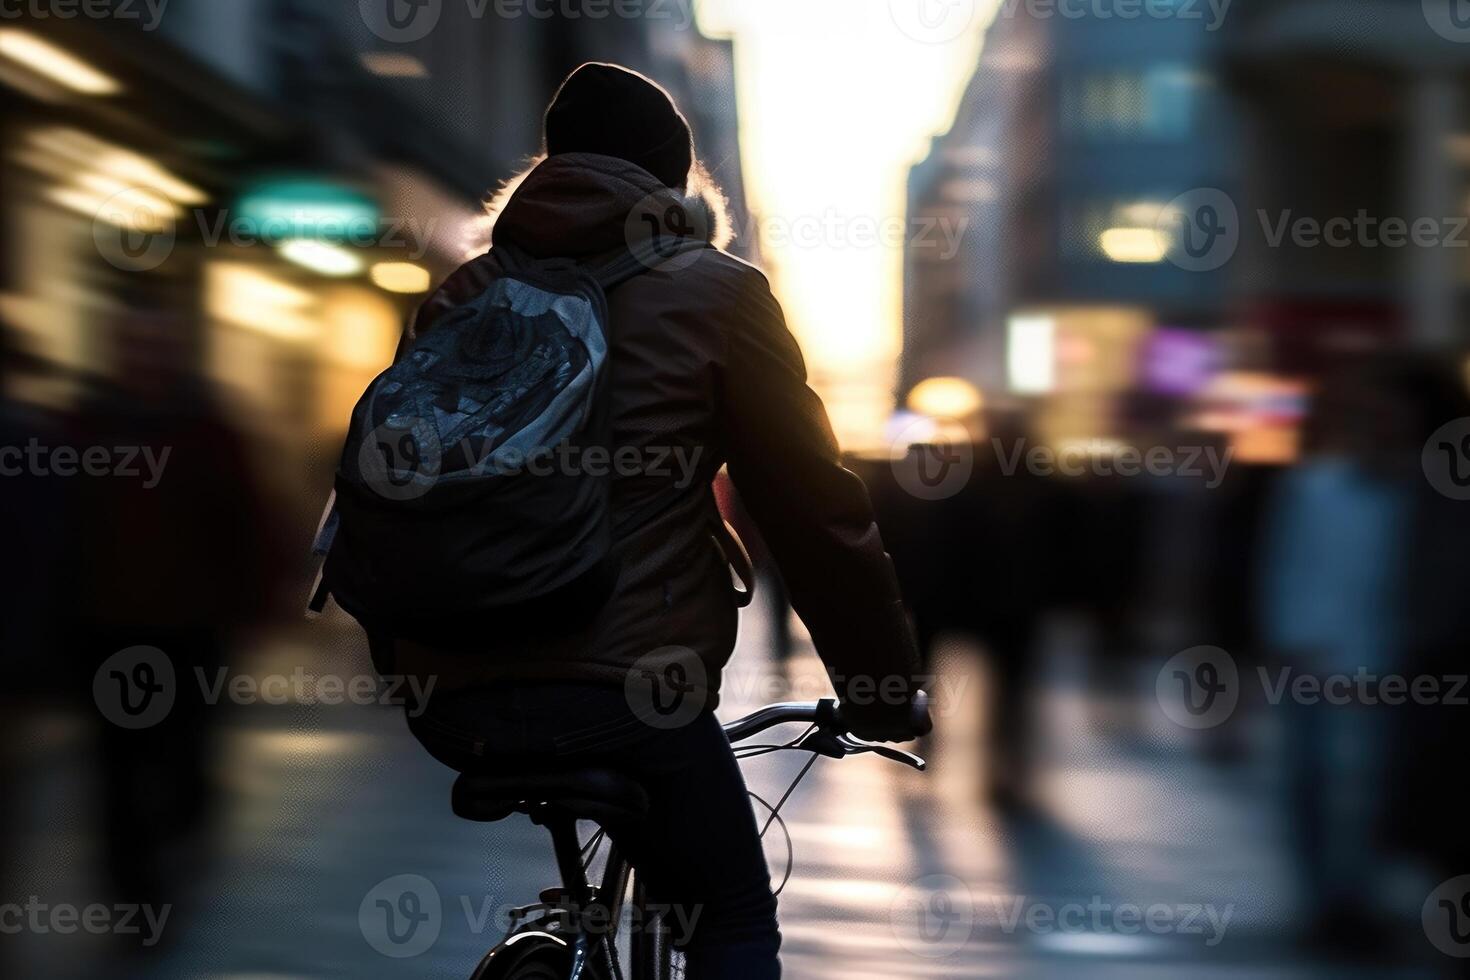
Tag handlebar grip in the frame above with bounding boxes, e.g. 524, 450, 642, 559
825, 693, 932, 739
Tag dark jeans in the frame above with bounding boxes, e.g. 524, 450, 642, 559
409, 683, 781, 980
1283, 699, 1387, 915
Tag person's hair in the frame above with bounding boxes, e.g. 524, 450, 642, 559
684, 159, 734, 252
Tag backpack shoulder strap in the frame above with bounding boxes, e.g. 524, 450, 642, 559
410, 248, 501, 345
593, 238, 710, 291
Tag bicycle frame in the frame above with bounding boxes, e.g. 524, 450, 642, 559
502, 808, 674, 980
495, 695, 929, 980
519, 811, 631, 980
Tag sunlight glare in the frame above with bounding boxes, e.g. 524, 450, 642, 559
698, 0, 989, 447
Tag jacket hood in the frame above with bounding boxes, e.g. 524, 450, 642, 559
484, 152, 731, 259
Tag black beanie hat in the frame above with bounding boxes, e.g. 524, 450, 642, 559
544, 63, 694, 189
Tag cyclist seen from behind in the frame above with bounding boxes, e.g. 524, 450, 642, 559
327, 63, 924, 979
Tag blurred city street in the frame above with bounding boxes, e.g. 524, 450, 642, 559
5, 602, 1450, 978
6, 2, 1470, 977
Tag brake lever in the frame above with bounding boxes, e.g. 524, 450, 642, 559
836, 736, 927, 772
793, 728, 848, 760
791, 728, 928, 770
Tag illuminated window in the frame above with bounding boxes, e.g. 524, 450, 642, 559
1008, 315, 1056, 395
1062, 66, 1203, 141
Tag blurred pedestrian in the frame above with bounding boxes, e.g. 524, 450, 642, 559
877, 407, 1057, 808
63, 300, 269, 939
1258, 357, 1419, 951
1382, 356, 1470, 912
0, 320, 71, 965
0, 322, 70, 696
963, 409, 1058, 807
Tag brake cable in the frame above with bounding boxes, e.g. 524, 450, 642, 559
746, 790, 796, 897
587, 722, 841, 895
579, 723, 817, 877
757, 753, 820, 840
734, 723, 829, 897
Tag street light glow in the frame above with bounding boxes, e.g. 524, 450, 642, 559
0, 30, 120, 95
279, 240, 365, 278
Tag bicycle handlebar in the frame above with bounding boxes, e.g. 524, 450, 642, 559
722, 691, 932, 743
721, 699, 839, 742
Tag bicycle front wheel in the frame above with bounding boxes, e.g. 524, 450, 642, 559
468, 935, 611, 980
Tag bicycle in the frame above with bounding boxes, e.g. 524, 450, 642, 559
451, 694, 933, 979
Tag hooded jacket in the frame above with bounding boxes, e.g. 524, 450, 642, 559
394, 153, 920, 720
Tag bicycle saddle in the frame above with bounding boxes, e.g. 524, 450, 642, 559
451, 768, 651, 827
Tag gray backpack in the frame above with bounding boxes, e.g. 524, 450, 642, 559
311, 238, 708, 645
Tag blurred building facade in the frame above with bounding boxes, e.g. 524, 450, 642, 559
1222, 0, 1470, 358
904, 1, 1470, 453
902, 4, 1239, 446
0, 0, 749, 528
